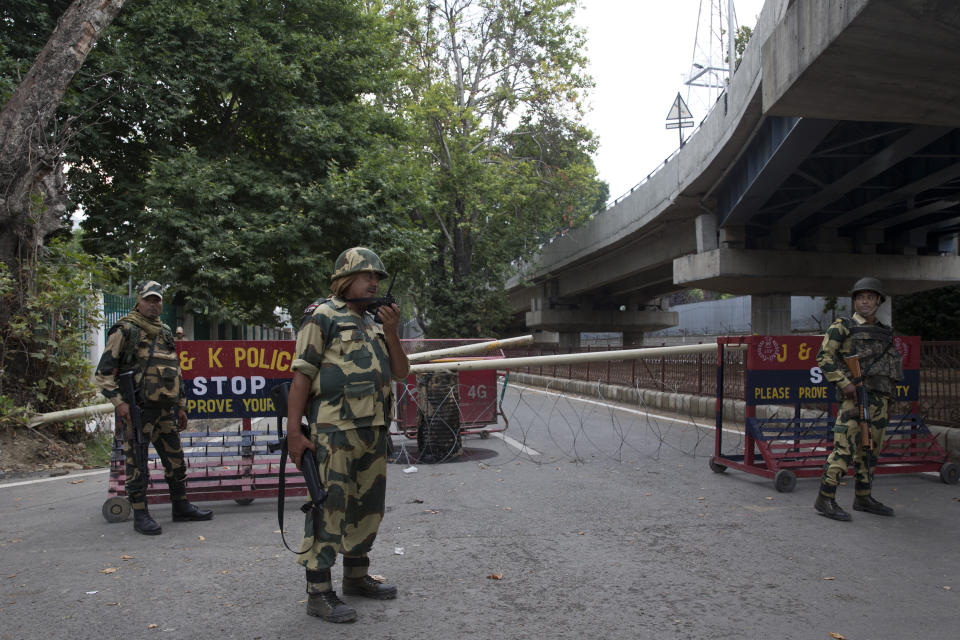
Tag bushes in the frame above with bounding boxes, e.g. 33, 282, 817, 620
0, 237, 117, 440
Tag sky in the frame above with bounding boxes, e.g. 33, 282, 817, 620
578, 0, 767, 201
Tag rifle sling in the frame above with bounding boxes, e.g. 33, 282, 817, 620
277, 440, 322, 555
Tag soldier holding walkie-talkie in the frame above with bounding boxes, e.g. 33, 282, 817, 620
286, 247, 410, 624
814, 277, 904, 522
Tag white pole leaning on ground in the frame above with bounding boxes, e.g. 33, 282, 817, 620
28, 402, 115, 428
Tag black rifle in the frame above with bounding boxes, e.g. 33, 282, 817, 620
117, 370, 151, 486
268, 381, 325, 554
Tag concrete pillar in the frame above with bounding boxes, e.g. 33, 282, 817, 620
87, 292, 106, 379
695, 213, 718, 253
878, 296, 892, 326
558, 332, 581, 349
182, 313, 195, 340
720, 225, 745, 249
750, 293, 792, 335
622, 331, 645, 347
532, 330, 559, 345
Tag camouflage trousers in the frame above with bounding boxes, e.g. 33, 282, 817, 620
819, 393, 889, 497
298, 426, 387, 572
123, 404, 188, 510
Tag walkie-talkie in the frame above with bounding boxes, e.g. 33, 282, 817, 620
366, 270, 400, 323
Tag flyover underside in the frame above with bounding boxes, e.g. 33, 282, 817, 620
674, 250, 960, 297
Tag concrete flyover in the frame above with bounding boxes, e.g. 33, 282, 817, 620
507, 0, 960, 346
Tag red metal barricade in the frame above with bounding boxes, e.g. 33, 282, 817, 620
710, 335, 958, 493
395, 339, 509, 439
102, 338, 510, 522
101, 416, 307, 522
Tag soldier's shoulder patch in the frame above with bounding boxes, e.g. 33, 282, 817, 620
302, 298, 330, 316
300, 298, 332, 328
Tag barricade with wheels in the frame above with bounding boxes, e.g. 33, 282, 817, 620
102, 417, 307, 522
102, 337, 512, 520
710, 335, 958, 492
394, 339, 509, 444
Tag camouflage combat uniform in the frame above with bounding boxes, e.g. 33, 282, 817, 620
291, 294, 396, 575
816, 312, 903, 504
95, 306, 188, 511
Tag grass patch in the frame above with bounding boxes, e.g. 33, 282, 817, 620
84, 430, 116, 468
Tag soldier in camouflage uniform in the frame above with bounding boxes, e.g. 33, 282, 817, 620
814, 277, 903, 521
285, 248, 410, 623
95, 281, 213, 535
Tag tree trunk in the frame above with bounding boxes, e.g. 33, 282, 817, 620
0, 0, 126, 301
452, 197, 473, 281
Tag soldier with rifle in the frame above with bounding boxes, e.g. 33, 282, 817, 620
95, 281, 213, 535
814, 277, 904, 521
286, 247, 410, 623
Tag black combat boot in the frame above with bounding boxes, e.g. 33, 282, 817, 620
306, 590, 357, 623
814, 493, 852, 521
853, 494, 895, 516
171, 500, 213, 521
342, 575, 398, 600
133, 508, 162, 535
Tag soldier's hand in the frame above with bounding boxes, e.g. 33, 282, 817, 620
841, 383, 857, 399
116, 402, 131, 423
177, 408, 188, 431
376, 303, 402, 333
287, 432, 315, 471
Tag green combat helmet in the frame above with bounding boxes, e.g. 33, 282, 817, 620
330, 247, 389, 281
850, 277, 886, 304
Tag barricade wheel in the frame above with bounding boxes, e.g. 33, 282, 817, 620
102, 497, 131, 523
708, 459, 727, 474
234, 498, 255, 506
774, 469, 797, 493
940, 462, 959, 485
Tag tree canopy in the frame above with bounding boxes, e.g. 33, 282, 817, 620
894, 285, 960, 340
384, 0, 608, 336
6, 0, 607, 338
62, 0, 415, 323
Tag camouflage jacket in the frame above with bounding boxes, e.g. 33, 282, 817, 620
291, 296, 398, 433
95, 319, 185, 410
816, 312, 903, 397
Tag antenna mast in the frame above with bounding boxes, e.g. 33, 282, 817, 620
683, 0, 739, 123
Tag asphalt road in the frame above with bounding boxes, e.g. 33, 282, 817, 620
2, 384, 958, 640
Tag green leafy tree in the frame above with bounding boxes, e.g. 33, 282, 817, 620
383, 0, 608, 337
67, 0, 411, 324
0, 234, 118, 434
894, 285, 960, 340
1, 1, 126, 426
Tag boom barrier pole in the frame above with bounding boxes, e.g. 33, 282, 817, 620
408, 335, 534, 363
409, 342, 742, 374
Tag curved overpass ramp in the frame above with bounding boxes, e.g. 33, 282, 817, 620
507, 0, 960, 344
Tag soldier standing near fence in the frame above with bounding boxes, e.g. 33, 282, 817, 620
814, 277, 903, 521
95, 280, 213, 535
285, 247, 410, 623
